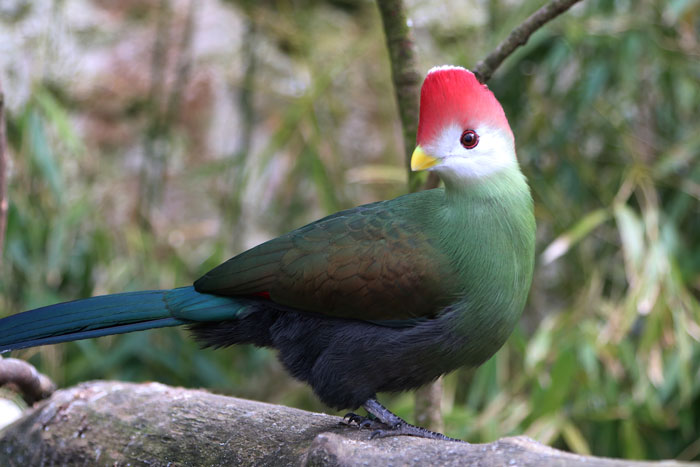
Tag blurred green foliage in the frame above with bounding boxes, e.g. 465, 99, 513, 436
0, 0, 698, 461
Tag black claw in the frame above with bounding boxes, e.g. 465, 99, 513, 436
342, 412, 364, 425
359, 419, 375, 429
342, 412, 390, 432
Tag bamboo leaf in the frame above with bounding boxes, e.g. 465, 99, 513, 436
614, 204, 645, 278
541, 209, 609, 264
27, 108, 63, 198
562, 420, 592, 455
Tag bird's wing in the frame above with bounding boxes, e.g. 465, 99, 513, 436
194, 194, 459, 321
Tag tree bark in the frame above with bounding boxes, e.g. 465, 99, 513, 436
0, 80, 8, 259
375, 0, 422, 192
413, 379, 444, 433
0, 357, 55, 405
0, 381, 687, 467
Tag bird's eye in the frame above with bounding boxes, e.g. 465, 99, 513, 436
460, 129, 479, 149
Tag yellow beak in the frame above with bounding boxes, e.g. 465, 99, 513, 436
410, 146, 439, 171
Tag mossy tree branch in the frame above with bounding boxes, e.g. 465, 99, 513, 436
0, 381, 682, 466
376, 0, 423, 193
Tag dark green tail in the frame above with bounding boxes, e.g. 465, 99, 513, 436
0, 286, 257, 352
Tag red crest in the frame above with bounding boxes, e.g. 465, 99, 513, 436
416, 66, 512, 145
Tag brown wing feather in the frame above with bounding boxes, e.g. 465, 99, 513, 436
194, 198, 458, 321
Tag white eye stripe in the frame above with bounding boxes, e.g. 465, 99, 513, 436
422, 124, 463, 158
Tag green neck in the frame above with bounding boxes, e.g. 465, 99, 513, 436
436, 164, 535, 361
441, 163, 529, 206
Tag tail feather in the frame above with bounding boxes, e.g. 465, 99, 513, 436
2, 318, 183, 351
0, 286, 254, 353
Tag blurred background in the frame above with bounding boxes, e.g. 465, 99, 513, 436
0, 0, 698, 460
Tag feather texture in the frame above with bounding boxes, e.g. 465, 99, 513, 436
0, 287, 255, 352
194, 191, 461, 320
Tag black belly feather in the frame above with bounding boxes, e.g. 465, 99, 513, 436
189, 304, 460, 410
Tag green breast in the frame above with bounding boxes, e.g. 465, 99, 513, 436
431, 168, 535, 364
195, 166, 534, 334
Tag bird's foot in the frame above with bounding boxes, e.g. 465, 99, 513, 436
342, 412, 389, 430
359, 398, 465, 442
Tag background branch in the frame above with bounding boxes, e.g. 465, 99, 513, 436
473, 0, 584, 83
0, 357, 55, 405
137, 0, 172, 228
0, 81, 7, 260
164, 0, 196, 126
376, 0, 422, 193
137, 0, 196, 228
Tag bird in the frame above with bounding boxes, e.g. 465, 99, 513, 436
0, 66, 534, 441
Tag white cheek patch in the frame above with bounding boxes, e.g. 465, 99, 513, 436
424, 125, 516, 181
422, 123, 463, 158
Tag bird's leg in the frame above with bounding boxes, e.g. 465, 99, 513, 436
360, 398, 465, 442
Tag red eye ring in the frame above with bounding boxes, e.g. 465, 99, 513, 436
460, 129, 479, 149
